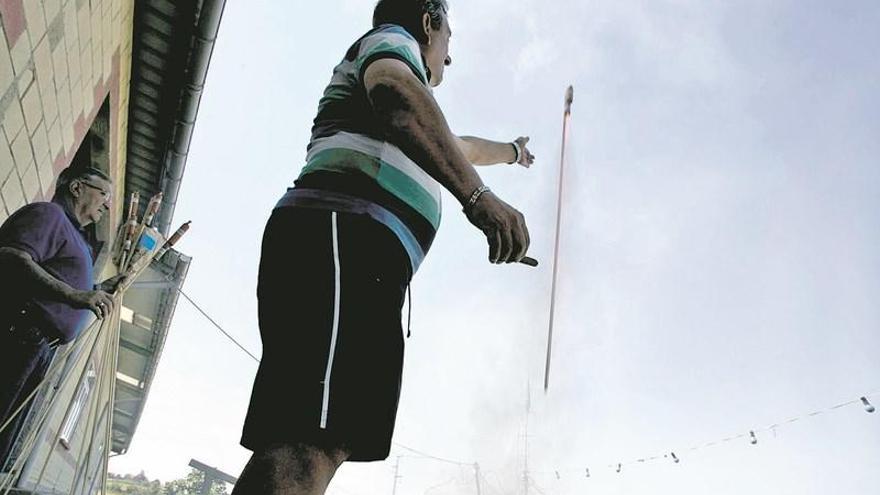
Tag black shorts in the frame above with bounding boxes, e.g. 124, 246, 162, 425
240, 207, 412, 461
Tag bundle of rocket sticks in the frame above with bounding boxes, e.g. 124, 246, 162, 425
114, 191, 191, 283
0, 192, 191, 495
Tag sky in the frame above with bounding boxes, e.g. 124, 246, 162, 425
110, 1, 880, 494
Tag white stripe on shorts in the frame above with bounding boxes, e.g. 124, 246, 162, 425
320, 212, 342, 429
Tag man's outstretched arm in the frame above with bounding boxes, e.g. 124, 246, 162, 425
363, 59, 530, 264
456, 136, 535, 167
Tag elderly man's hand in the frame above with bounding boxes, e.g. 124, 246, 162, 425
98, 274, 128, 294
465, 191, 531, 264
514, 136, 535, 168
70, 290, 115, 319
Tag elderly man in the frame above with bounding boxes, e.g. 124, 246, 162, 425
233, 1, 534, 494
0, 165, 119, 465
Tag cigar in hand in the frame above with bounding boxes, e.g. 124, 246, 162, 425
520, 256, 538, 267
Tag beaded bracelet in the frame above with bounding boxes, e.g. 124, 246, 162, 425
507, 141, 522, 165
464, 185, 491, 212
507, 142, 523, 164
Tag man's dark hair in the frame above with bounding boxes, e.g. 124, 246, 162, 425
54, 166, 111, 199
373, 0, 448, 44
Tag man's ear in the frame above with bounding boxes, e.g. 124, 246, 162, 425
69, 180, 82, 198
422, 12, 432, 43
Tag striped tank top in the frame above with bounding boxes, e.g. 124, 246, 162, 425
285, 24, 441, 274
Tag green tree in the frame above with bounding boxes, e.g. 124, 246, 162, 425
163, 469, 229, 495
107, 469, 228, 495
106, 476, 163, 495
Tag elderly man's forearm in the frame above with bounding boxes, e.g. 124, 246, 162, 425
0, 247, 81, 303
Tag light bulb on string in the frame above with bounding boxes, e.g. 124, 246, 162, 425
861, 397, 875, 413
616, 463, 622, 473
671, 452, 680, 464
749, 431, 758, 445
585, 468, 590, 478
555, 471, 560, 480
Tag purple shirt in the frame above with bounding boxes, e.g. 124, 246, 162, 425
0, 201, 96, 343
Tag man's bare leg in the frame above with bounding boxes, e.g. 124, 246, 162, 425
231, 443, 350, 495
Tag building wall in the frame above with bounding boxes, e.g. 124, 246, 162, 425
0, 1, 135, 493
0, 0, 134, 231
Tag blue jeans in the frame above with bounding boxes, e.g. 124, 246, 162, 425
0, 323, 57, 469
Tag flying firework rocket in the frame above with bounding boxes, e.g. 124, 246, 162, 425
544, 85, 574, 393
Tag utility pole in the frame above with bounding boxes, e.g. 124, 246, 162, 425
391, 455, 402, 495
473, 462, 482, 495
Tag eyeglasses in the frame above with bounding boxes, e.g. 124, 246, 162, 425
79, 181, 112, 201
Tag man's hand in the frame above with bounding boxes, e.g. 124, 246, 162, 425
465, 191, 530, 264
69, 290, 115, 319
514, 136, 535, 168
98, 274, 128, 294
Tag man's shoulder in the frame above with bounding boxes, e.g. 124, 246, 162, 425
352, 24, 427, 81
346, 24, 415, 58
362, 24, 418, 46
371, 24, 415, 38
11, 201, 67, 222
0, 202, 72, 257
1, 202, 70, 235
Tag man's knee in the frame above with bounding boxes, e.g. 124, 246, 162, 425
244, 443, 351, 491
263, 444, 321, 485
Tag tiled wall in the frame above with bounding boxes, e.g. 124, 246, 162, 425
0, 0, 134, 227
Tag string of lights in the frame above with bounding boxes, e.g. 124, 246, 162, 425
526, 391, 877, 480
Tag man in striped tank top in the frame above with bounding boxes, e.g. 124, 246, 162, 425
234, 1, 534, 493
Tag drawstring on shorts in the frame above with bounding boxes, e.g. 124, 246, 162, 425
406, 283, 412, 338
